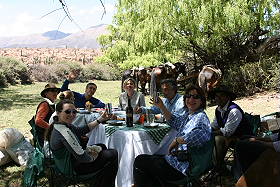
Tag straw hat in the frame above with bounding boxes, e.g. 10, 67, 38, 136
40, 83, 61, 97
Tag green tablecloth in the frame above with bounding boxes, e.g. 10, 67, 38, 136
104, 124, 171, 145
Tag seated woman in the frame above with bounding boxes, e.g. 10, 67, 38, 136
49, 100, 118, 187
133, 84, 212, 187
35, 83, 60, 147
119, 78, 146, 110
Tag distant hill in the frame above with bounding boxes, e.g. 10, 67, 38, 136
42, 30, 71, 40
0, 24, 109, 49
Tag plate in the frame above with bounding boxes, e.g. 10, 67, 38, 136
78, 110, 91, 114
106, 120, 125, 126
144, 123, 159, 128
91, 108, 105, 112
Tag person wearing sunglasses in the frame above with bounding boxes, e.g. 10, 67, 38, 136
34, 83, 60, 147
208, 85, 252, 174
133, 84, 211, 187
48, 100, 118, 187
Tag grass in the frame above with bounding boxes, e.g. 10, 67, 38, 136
0, 81, 278, 187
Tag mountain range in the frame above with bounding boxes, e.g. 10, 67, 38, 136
0, 24, 109, 49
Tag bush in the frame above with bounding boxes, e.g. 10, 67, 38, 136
29, 64, 58, 83
80, 63, 121, 81
53, 61, 83, 81
0, 57, 32, 87
223, 56, 279, 96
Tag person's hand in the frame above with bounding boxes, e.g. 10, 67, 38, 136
168, 138, 179, 155
67, 71, 78, 81
151, 97, 164, 109
85, 101, 94, 111
134, 106, 142, 114
100, 111, 114, 122
249, 137, 257, 141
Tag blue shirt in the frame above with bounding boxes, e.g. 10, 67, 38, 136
165, 109, 212, 175
61, 80, 105, 109
141, 93, 186, 116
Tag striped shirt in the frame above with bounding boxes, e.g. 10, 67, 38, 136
165, 109, 212, 175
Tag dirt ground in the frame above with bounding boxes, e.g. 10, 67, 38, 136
234, 91, 279, 116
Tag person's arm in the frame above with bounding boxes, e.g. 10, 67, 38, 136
61, 79, 70, 92
87, 111, 113, 130
57, 131, 94, 163
35, 102, 51, 129
119, 94, 123, 110
220, 108, 242, 136
153, 97, 172, 121
90, 97, 105, 108
138, 93, 146, 107
181, 113, 211, 147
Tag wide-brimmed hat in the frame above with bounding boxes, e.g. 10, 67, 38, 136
208, 85, 237, 101
40, 83, 61, 97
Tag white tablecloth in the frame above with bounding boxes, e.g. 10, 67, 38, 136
87, 124, 175, 187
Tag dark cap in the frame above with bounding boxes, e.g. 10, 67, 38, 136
40, 83, 60, 98
208, 85, 237, 101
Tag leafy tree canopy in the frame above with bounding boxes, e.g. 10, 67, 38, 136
97, 0, 280, 70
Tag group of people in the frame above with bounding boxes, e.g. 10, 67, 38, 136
33, 72, 279, 187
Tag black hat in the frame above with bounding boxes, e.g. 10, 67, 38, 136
208, 85, 237, 101
40, 83, 60, 98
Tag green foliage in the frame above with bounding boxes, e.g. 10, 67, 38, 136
98, 0, 280, 69
0, 57, 31, 87
223, 56, 279, 96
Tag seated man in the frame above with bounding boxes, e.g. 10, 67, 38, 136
61, 72, 105, 109
136, 79, 186, 117
135, 79, 187, 154
209, 85, 252, 173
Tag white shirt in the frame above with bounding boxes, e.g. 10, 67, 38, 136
119, 91, 146, 110
211, 101, 243, 136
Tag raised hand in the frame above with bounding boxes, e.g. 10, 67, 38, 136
67, 71, 79, 81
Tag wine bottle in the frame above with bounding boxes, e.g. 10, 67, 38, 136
126, 95, 133, 127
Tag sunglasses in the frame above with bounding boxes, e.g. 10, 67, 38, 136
63, 109, 78, 115
185, 94, 201, 99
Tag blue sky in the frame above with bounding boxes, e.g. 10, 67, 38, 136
0, 0, 117, 37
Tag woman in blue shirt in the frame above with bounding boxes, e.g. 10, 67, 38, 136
133, 84, 212, 187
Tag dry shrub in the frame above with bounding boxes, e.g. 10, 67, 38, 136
28, 64, 58, 83
0, 57, 32, 87
80, 63, 121, 81
53, 61, 83, 81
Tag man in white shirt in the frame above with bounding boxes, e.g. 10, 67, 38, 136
209, 85, 252, 173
